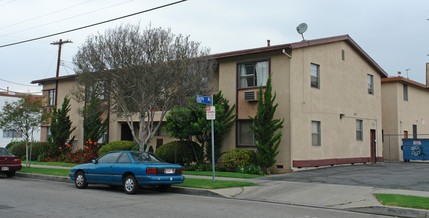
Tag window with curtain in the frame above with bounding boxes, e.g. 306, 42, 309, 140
367, 74, 374, 95
311, 63, 320, 88
356, 120, 363, 141
312, 121, 321, 146
238, 60, 269, 88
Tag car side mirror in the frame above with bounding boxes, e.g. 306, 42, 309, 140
92, 160, 97, 164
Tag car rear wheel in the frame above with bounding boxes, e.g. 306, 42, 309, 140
158, 184, 171, 192
124, 175, 139, 194
75, 171, 88, 189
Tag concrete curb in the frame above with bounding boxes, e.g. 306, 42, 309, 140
348, 206, 429, 218
15, 172, 428, 217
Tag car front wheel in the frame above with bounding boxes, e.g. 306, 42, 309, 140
124, 175, 139, 194
75, 171, 88, 189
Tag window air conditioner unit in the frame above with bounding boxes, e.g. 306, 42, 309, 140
244, 91, 258, 101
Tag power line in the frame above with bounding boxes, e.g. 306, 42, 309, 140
0, 78, 39, 87
0, 0, 136, 37
0, 0, 187, 48
0, 0, 94, 31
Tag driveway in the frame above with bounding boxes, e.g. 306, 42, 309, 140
259, 162, 429, 191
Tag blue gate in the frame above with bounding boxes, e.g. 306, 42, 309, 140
402, 139, 429, 161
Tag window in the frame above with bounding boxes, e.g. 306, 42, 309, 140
311, 63, 320, 88
3, 130, 22, 138
367, 74, 374, 95
403, 84, 408, 101
47, 89, 56, 106
356, 120, 363, 141
312, 121, 321, 146
413, 125, 417, 139
117, 153, 132, 163
98, 152, 121, 163
341, 49, 345, 61
238, 120, 254, 146
238, 60, 269, 88
46, 127, 51, 141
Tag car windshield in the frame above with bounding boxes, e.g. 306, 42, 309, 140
130, 151, 163, 163
0, 148, 13, 156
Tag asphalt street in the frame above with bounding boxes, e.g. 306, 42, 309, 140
0, 177, 392, 218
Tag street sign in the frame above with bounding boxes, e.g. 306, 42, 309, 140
206, 106, 215, 120
196, 95, 212, 105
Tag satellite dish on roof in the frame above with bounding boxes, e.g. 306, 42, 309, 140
296, 23, 308, 41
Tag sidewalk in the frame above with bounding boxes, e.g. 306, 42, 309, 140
20, 165, 429, 217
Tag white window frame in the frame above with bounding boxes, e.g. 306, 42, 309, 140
238, 60, 269, 88
403, 84, 408, 101
47, 89, 56, 106
356, 120, 363, 141
312, 121, 321, 146
367, 74, 374, 95
311, 63, 320, 88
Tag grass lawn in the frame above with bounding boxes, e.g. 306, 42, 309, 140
29, 161, 79, 167
19, 167, 258, 189
374, 193, 429, 210
20, 167, 71, 177
176, 178, 257, 189
183, 170, 262, 179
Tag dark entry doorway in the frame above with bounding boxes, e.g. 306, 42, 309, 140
121, 124, 133, 141
370, 129, 376, 163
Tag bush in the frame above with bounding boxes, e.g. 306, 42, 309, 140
98, 141, 138, 156
155, 141, 200, 165
10, 142, 50, 161
237, 164, 264, 175
6, 140, 23, 150
222, 148, 256, 171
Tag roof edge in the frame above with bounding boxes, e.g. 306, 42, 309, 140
31, 74, 77, 84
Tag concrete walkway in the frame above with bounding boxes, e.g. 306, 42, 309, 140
21, 164, 429, 217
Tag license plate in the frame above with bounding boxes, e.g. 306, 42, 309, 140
164, 168, 174, 174
1, 167, 9, 171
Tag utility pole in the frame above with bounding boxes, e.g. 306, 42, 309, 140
51, 39, 72, 105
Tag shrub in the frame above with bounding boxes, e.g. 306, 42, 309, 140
10, 142, 50, 161
222, 148, 256, 171
155, 141, 200, 165
237, 164, 264, 175
98, 141, 138, 156
6, 140, 23, 150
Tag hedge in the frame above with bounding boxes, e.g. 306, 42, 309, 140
222, 148, 256, 170
10, 142, 50, 161
155, 141, 199, 165
98, 141, 138, 156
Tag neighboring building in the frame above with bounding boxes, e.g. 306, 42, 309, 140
0, 92, 42, 147
214, 35, 387, 173
31, 75, 175, 150
381, 74, 429, 161
32, 35, 387, 173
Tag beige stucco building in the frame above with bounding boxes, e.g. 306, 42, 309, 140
381, 75, 429, 161
214, 35, 387, 173
32, 35, 388, 173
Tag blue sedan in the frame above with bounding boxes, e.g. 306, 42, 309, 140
69, 151, 185, 194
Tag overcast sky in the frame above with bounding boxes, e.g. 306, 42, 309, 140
1, 0, 428, 94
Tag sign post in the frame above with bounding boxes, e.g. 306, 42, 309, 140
197, 95, 216, 182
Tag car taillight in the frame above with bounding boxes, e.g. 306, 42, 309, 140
179, 168, 183, 174
13, 158, 21, 164
146, 167, 157, 174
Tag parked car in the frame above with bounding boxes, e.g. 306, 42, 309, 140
0, 147, 22, 177
69, 150, 184, 194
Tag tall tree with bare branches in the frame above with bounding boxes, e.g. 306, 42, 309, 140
73, 24, 215, 151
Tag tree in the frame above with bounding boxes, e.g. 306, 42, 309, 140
0, 96, 45, 166
83, 98, 107, 143
166, 91, 236, 163
49, 96, 76, 156
73, 24, 215, 151
250, 76, 284, 174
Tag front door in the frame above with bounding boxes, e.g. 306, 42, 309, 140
370, 129, 376, 163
